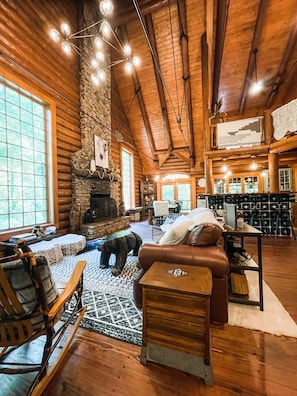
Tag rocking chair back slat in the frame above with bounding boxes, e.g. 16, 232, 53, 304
0, 266, 35, 345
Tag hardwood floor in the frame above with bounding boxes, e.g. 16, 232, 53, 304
4, 221, 297, 395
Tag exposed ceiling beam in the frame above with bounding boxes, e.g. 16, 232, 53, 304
145, 13, 173, 152
112, 0, 169, 28
204, 144, 269, 158
266, 23, 297, 108
212, 0, 229, 112
238, 0, 268, 114
119, 24, 159, 169
177, 0, 195, 168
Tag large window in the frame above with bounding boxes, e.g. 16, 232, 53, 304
160, 178, 195, 212
121, 147, 134, 209
0, 76, 53, 233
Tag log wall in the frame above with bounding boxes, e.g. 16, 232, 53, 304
0, 0, 145, 241
0, 0, 81, 239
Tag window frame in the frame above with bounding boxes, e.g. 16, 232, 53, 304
0, 66, 58, 241
121, 145, 135, 209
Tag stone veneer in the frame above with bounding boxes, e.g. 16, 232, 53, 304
70, 2, 128, 239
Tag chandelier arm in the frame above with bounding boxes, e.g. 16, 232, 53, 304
110, 59, 125, 67
101, 36, 123, 56
69, 19, 103, 38
71, 34, 95, 39
109, 28, 125, 53
69, 43, 81, 55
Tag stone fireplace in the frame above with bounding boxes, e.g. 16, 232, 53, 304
69, 2, 130, 240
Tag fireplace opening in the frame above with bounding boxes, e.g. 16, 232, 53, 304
84, 193, 118, 223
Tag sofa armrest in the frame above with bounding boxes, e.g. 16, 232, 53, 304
138, 243, 229, 277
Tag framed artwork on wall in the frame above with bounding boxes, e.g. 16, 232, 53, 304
94, 135, 108, 169
216, 117, 263, 149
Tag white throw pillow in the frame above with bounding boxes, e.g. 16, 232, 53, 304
187, 208, 214, 219
190, 211, 224, 231
159, 219, 194, 245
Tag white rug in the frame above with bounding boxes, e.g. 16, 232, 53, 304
228, 271, 297, 337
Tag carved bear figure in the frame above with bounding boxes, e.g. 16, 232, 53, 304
98, 231, 142, 276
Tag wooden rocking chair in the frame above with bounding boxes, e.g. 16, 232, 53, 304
0, 239, 86, 395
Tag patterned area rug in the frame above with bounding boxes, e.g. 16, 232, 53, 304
50, 248, 142, 345
50, 248, 297, 344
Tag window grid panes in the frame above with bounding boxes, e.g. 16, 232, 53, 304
0, 76, 50, 231
161, 185, 174, 201
244, 176, 258, 193
214, 178, 226, 194
177, 183, 191, 211
122, 148, 134, 209
228, 177, 242, 194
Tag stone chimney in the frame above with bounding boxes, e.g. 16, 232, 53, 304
70, 1, 121, 231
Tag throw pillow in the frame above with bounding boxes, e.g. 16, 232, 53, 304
159, 219, 194, 245
186, 223, 222, 246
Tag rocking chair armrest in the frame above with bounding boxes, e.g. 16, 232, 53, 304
48, 260, 86, 318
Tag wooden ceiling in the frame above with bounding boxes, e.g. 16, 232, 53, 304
109, 0, 297, 177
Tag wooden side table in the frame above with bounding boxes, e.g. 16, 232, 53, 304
139, 262, 213, 385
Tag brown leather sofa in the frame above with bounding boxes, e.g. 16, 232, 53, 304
133, 222, 229, 324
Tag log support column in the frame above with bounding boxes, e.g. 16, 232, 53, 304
204, 154, 213, 194
268, 153, 279, 193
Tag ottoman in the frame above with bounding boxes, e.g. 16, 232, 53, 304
52, 234, 86, 256
30, 241, 64, 265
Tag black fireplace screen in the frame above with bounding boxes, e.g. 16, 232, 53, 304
83, 194, 118, 223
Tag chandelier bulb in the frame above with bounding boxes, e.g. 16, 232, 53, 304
100, 20, 111, 37
95, 50, 105, 63
132, 56, 140, 67
99, 0, 113, 17
98, 69, 106, 81
125, 61, 133, 74
61, 41, 72, 55
61, 23, 71, 37
94, 36, 104, 50
91, 73, 101, 87
49, 29, 60, 42
91, 59, 99, 69
123, 44, 132, 57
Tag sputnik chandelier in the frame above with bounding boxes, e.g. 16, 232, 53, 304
49, 0, 140, 87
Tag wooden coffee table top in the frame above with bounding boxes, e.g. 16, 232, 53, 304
139, 261, 212, 296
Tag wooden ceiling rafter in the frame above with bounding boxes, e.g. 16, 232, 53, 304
118, 24, 159, 170
266, 23, 297, 108
212, 0, 230, 113
145, 13, 173, 153
238, 0, 268, 114
177, 0, 195, 168
112, 0, 169, 28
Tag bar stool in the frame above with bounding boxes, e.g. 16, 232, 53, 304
272, 208, 296, 239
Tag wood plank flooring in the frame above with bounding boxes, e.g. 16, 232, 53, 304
4, 221, 297, 395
